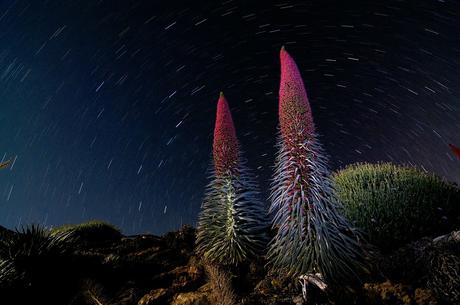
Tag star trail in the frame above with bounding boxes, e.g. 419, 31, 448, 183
0, 0, 458, 234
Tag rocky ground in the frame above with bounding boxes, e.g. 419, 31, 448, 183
0, 225, 458, 305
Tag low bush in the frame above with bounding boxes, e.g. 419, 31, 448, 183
51, 220, 122, 244
333, 163, 460, 251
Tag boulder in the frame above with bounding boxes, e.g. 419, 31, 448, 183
137, 288, 169, 305
171, 291, 210, 305
376, 231, 460, 304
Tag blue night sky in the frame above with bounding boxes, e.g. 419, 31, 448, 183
0, 0, 459, 234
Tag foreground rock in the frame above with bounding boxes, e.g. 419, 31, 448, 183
0, 224, 458, 305
69, 226, 208, 305
376, 230, 460, 304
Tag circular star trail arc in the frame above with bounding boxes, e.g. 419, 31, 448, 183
0, 0, 458, 234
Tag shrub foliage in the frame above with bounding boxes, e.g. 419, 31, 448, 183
333, 162, 460, 251
51, 220, 122, 243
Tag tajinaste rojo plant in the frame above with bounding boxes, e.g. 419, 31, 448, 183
196, 93, 269, 266
268, 47, 367, 285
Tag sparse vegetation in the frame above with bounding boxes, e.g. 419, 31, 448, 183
78, 280, 111, 305
333, 162, 460, 251
205, 262, 236, 305
51, 220, 122, 244
363, 281, 438, 305
0, 221, 456, 304
0, 225, 79, 303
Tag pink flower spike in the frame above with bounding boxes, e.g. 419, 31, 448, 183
279, 47, 315, 144
213, 92, 239, 175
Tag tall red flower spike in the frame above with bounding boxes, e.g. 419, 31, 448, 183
213, 92, 239, 176
268, 47, 367, 284
279, 46, 315, 145
278, 47, 314, 213
197, 92, 269, 265
449, 144, 460, 160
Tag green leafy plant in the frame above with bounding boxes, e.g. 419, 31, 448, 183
333, 162, 460, 251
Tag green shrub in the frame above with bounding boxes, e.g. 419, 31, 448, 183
333, 163, 460, 251
51, 220, 122, 243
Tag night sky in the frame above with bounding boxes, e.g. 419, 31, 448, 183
0, 0, 459, 235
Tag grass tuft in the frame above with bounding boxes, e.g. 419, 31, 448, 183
204, 262, 236, 305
